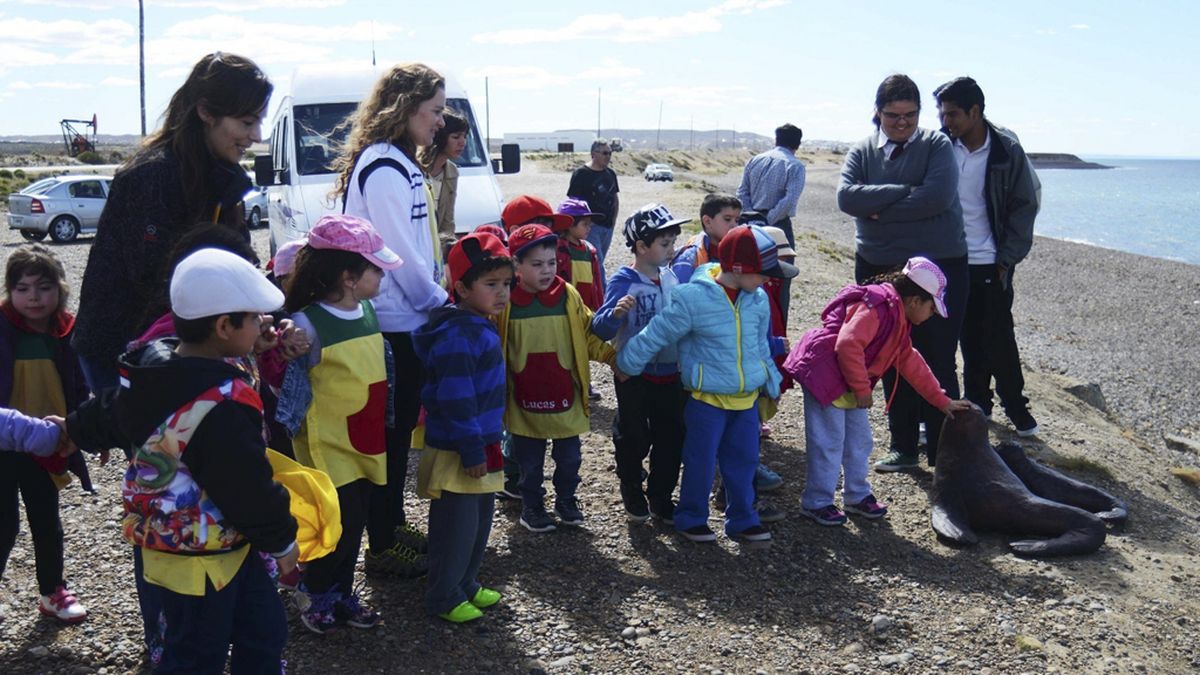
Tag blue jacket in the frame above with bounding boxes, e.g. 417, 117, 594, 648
592, 265, 680, 377
618, 263, 782, 399
411, 306, 506, 468
0, 407, 60, 457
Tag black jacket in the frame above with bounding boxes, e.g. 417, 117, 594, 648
983, 121, 1041, 269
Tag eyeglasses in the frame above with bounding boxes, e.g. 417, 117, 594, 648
880, 110, 920, 122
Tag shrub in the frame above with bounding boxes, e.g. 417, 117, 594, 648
13, 169, 25, 178
0, 169, 11, 179
77, 151, 105, 165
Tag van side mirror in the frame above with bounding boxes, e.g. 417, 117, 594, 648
492, 143, 521, 175
255, 154, 289, 187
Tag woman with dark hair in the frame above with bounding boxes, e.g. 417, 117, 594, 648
72, 51, 271, 393
836, 74, 968, 472
420, 108, 469, 236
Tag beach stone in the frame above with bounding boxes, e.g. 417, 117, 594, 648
879, 652, 913, 667
1065, 382, 1107, 412
28, 646, 50, 658
549, 655, 575, 669
1015, 635, 1044, 652
621, 627, 637, 639
1164, 434, 1200, 456
870, 615, 894, 634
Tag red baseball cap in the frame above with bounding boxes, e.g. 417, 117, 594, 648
448, 232, 510, 290
717, 225, 799, 279
501, 195, 572, 233
507, 223, 558, 258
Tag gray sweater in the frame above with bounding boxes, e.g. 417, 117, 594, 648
837, 127, 966, 266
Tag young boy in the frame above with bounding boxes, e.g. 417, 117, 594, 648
499, 223, 616, 533
670, 193, 742, 283
414, 231, 512, 624
554, 197, 605, 311
592, 203, 690, 523
618, 225, 796, 545
67, 249, 298, 672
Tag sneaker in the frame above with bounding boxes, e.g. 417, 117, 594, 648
496, 478, 522, 500
680, 525, 717, 543
335, 592, 381, 629
38, 586, 87, 624
754, 463, 784, 492
1008, 408, 1041, 437
648, 498, 676, 525
589, 384, 602, 402
277, 564, 302, 592
439, 600, 483, 624
554, 498, 585, 526
755, 500, 786, 524
918, 423, 928, 447
299, 586, 339, 634
519, 508, 558, 533
364, 543, 429, 578
844, 494, 889, 520
394, 522, 429, 554
759, 422, 772, 439
873, 450, 919, 473
800, 504, 848, 527
730, 524, 773, 543
620, 484, 650, 523
470, 587, 502, 609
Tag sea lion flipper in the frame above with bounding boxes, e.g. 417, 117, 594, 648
931, 490, 977, 545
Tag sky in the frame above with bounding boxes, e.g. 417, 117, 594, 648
0, 0, 1197, 157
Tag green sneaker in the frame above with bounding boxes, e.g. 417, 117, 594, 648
470, 587, 501, 609
394, 522, 429, 554
873, 451, 919, 473
364, 543, 428, 578
439, 601, 483, 624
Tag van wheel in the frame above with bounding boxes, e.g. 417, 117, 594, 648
248, 206, 262, 229
21, 230, 47, 242
49, 216, 80, 243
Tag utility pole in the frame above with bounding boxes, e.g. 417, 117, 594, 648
655, 100, 663, 150
484, 77, 491, 154
597, 87, 601, 138
715, 120, 719, 149
690, 115, 694, 151
138, 0, 146, 136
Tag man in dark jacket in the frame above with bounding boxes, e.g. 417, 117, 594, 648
935, 77, 1042, 436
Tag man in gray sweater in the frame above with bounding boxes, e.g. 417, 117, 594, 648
836, 74, 968, 471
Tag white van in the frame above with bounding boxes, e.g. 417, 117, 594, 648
255, 64, 519, 254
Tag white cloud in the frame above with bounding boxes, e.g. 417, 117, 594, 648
0, 17, 134, 45
1070, 23, 1090, 30
473, 0, 788, 44
616, 84, 752, 109
153, 0, 345, 9
100, 75, 137, 86
466, 60, 642, 92
7, 79, 93, 89
9, 0, 132, 9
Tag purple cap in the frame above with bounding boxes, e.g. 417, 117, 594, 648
308, 214, 403, 271
556, 197, 601, 219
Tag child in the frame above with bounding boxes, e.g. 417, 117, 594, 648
670, 193, 742, 283
413, 231, 511, 624
277, 214, 402, 633
785, 257, 972, 526
0, 244, 91, 623
68, 248, 299, 671
618, 225, 795, 544
1, 408, 74, 458
499, 223, 616, 533
752, 221, 795, 491
554, 197, 605, 311
592, 203, 689, 523
501, 194, 571, 235
269, 237, 307, 290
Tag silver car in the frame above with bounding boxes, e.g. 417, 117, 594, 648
7, 175, 112, 243
243, 184, 268, 229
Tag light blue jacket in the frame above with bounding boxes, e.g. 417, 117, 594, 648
618, 263, 782, 399
0, 406, 59, 457
592, 265, 680, 377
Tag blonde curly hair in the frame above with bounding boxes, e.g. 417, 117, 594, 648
331, 62, 445, 200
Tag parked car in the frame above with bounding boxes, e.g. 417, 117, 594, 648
243, 180, 268, 229
644, 163, 674, 182
7, 175, 112, 243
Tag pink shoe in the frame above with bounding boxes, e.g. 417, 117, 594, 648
39, 586, 87, 624
760, 423, 772, 439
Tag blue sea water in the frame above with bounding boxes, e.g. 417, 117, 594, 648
1035, 158, 1200, 266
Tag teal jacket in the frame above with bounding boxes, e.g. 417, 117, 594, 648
618, 263, 781, 399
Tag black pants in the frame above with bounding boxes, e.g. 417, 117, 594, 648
855, 254, 968, 463
0, 454, 64, 596
960, 264, 1030, 416
304, 478, 372, 594
368, 331, 425, 551
613, 376, 686, 501
773, 217, 795, 325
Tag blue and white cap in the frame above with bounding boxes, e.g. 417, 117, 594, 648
623, 203, 691, 250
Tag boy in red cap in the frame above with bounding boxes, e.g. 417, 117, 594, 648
617, 225, 795, 546
498, 223, 615, 533
412, 232, 512, 623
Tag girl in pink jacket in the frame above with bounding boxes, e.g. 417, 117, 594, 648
784, 257, 971, 526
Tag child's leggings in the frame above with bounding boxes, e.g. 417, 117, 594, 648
800, 388, 875, 510
425, 490, 494, 615
304, 478, 372, 595
0, 453, 64, 596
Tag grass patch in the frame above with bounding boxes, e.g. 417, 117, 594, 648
798, 231, 853, 263
1048, 455, 1114, 481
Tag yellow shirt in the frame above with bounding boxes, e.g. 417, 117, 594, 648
141, 547, 249, 596
505, 300, 589, 439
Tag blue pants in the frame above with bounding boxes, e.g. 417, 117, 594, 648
585, 224, 614, 276
800, 388, 874, 510
676, 399, 760, 535
149, 550, 287, 674
425, 490, 494, 615
509, 435, 582, 512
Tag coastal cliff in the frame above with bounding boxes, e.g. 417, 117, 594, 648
1028, 153, 1113, 169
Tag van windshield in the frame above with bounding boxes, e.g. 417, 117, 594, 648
293, 97, 487, 176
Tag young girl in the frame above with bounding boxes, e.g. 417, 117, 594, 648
0, 245, 90, 622
419, 107, 469, 236
785, 257, 972, 527
276, 214, 402, 634
333, 62, 447, 574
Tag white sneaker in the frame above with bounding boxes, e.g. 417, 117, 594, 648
39, 586, 87, 624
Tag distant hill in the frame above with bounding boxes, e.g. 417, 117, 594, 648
1028, 153, 1113, 170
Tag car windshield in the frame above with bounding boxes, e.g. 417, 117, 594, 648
22, 178, 60, 195
292, 97, 487, 176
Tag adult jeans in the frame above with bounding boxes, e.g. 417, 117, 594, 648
585, 224, 614, 277
509, 434, 582, 512
854, 253, 968, 464
0, 454, 64, 596
800, 388, 874, 510
960, 264, 1030, 416
675, 399, 760, 535
303, 478, 371, 595
369, 331, 424, 551
425, 491, 494, 615
612, 376, 685, 501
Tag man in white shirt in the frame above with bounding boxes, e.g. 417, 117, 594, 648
935, 77, 1042, 437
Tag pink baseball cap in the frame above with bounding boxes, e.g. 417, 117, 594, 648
308, 214, 403, 270
271, 238, 306, 277
902, 256, 948, 318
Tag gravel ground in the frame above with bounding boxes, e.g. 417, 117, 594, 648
1, 156, 1199, 674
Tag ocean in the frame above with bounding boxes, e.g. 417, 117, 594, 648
1035, 158, 1200, 266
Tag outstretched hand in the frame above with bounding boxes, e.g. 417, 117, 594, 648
44, 415, 78, 458
277, 320, 312, 361
941, 399, 974, 419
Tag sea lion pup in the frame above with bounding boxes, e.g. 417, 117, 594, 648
993, 441, 1128, 523
931, 406, 1109, 557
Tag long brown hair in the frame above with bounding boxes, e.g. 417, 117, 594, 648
4, 244, 69, 311
331, 62, 445, 200
283, 246, 377, 313
127, 52, 272, 224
